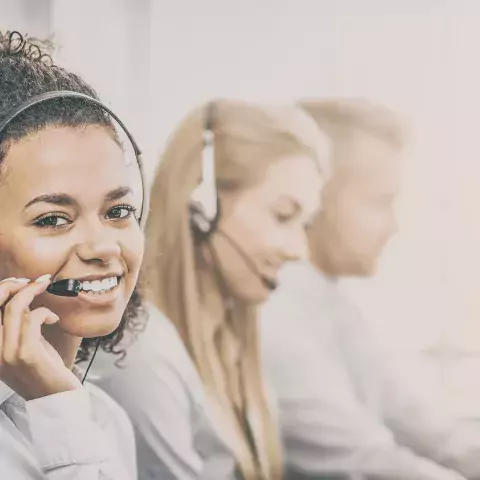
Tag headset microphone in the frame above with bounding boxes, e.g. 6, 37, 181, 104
262, 276, 278, 291
216, 229, 278, 291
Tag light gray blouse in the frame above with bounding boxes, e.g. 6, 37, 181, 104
0, 375, 136, 479
92, 304, 238, 480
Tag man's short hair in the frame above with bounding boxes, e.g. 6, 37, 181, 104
298, 98, 406, 151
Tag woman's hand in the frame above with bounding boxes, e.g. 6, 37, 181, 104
0, 275, 81, 400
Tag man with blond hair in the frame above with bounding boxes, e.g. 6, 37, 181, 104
261, 99, 480, 480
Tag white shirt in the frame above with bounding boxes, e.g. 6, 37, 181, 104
92, 304, 238, 480
260, 261, 480, 480
0, 371, 136, 479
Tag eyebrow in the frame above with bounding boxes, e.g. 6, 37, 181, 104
24, 193, 76, 209
24, 186, 133, 210
105, 186, 133, 202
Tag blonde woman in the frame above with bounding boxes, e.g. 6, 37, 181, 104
95, 100, 330, 480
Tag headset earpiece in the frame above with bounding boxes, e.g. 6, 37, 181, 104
189, 102, 219, 240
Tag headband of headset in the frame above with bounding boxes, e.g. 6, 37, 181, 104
0, 90, 149, 228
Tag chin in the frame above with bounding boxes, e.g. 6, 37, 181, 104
57, 309, 124, 338
236, 286, 271, 305
355, 260, 377, 277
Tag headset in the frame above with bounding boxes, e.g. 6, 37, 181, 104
188, 102, 277, 291
0, 90, 149, 298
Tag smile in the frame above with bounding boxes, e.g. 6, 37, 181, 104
81, 276, 119, 295
75, 276, 123, 307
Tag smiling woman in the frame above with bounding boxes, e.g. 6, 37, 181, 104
95, 99, 330, 480
0, 31, 145, 479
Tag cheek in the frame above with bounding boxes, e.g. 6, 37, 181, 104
0, 230, 64, 279
122, 228, 145, 276
222, 205, 275, 255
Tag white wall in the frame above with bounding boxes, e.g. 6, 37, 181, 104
0, 0, 51, 37
0, 0, 153, 164
50, 0, 152, 158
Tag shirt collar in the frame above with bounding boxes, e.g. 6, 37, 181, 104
0, 380, 15, 405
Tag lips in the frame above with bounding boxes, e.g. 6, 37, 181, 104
74, 272, 123, 282
53, 273, 124, 306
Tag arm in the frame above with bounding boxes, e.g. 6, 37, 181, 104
335, 296, 480, 480
372, 341, 480, 480
260, 294, 467, 480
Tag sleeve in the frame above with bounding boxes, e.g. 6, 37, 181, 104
99, 353, 206, 480
259, 293, 467, 480
26, 388, 135, 480
368, 331, 480, 480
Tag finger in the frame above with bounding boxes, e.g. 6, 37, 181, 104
0, 281, 32, 363
17, 307, 59, 366
0, 279, 31, 308
0, 321, 3, 364
3, 274, 52, 319
2, 275, 51, 364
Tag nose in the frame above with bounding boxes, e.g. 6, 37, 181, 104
280, 226, 310, 263
75, 220, 122, 265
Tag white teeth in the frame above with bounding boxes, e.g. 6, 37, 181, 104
81, 276, 118, 293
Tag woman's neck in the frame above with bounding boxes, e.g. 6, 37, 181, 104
41, 323, 82, 370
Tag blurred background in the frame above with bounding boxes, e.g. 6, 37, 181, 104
3, 0, 480, 418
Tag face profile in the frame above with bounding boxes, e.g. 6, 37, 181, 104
211, 152, 322, 304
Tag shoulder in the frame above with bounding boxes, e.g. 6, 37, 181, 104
92, 303, 204, 410
260, 263, 343, 374
94, 303, 194, 378
129, 303, 199, 381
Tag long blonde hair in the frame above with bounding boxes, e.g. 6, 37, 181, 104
142, 99, 329, 480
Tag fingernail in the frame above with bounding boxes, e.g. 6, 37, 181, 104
0, 278, 30, 284
34, 274, 52, 283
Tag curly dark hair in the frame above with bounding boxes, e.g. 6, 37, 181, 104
0, 31, 147, 363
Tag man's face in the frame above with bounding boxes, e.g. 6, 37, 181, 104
311, 129, 401, 276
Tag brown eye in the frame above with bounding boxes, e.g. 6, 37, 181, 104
106, 205, 137, 220
34, 214, 70, 229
